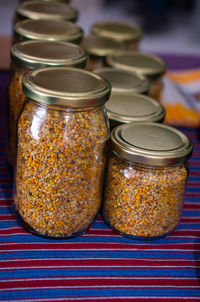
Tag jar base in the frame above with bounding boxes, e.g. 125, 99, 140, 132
103, 213, 177, 241
16, 211, 89, 240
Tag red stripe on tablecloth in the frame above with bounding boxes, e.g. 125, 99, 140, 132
0, 277, 199, 290
0, 258, 199, 268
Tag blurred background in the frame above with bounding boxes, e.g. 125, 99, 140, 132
0, 0, 200, 69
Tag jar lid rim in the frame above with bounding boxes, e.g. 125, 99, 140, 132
16, 0, 78, 22
111, 122, 193, 166
22, 67, 111, 107
11, 41, 88, 69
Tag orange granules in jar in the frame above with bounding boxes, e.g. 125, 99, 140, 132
91, 20, 143, 51
103, 122, 193, 239
107, 51, 167, 103
15, 67, 110, 238
8, 40, 87, 168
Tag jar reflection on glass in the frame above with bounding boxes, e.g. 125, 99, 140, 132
107, 51, 167, 102
81, 35, 123, 71
91, 20, 143, 51
14, 0, 78, 25
103, 122, 193, 239
8, 41, 88, 168
13, 19, 83, 45
15, 67, 110, 238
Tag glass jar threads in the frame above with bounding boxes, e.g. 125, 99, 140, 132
107, 51, 167, 102
103, 122, 193, 239
14, 19, 83, 44
15, 0, 78, 23
106, 93, 166, 129
15, 67, 111, 238
81, 35, 123, 71
95, 68, 150, 95
8, 40, 88, 167
91, 20, 143, 51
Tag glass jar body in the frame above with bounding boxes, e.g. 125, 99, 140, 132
85, 55, 108, 71
14, 99, 109, 238
148, 77, 163, 102
8, 65, 28, 168
103, 151, 188, 239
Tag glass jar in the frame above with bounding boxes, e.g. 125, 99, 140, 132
91, 21, 143, 51
106, 93, 166, 129
95, 68, 150, 95
14, 67, 110, 238
8, 40, 88, 168
81, 35, 123, 71
13, 19, 83, 45
15, 0, 78, 24
103, 122, 193, 239
107, 51, 167, 102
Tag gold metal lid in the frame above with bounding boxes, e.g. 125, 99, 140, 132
107, 51, 167, 79
14, 19, 83, 44
95, 68, 150, 94
91, 20, 143, 43
11, 41, 88, 69
111, 122, 193, 166
81, 35, 123, 57
106, 93, 165, 124
16, 1, 78, 22
23, 67, 111, 107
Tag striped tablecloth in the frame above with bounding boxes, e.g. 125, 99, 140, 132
0, 54, 200, 302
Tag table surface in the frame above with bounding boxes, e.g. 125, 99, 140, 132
0, 55, 200, 302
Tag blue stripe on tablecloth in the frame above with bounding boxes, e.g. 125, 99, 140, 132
1, 288, 200, 300
0, 268, 199, 279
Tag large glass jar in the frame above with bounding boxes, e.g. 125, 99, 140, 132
15, 0, 78, 24
14, 67, 110, 238
96, 68, 150, 95
103, 122, 193, 239
107, 51, 167, 102
13, 19, 83, 45
81, 35, 123, 71
8, 40, 88, 168
91, 21, 143, 51
106, 93, 166, 129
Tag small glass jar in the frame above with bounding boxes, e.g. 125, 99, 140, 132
95, 68, 150, 95
106, 93, 166, 129
103, 122, 193, 239
8, 40, 88, 168
15, 0, 78, 24
14, 67, 110, 238
107, 51, 167, 102
13, 19, 83, 45
91, 20, 143, 51
81, 35, 123, 71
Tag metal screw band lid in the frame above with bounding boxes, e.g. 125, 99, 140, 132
81, 35, 123, 57
91, 20, 143, 42
106, 93, 165, 124
14, 19, 83, 44
95, 68, 150, 94
22, 67, 111, 107
111, 122, 193, 166
11, 41, 88, 69
107, 51, 167, 79
16, 0, 78, 22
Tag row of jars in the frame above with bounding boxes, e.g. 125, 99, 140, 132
8, 1, 193, 240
